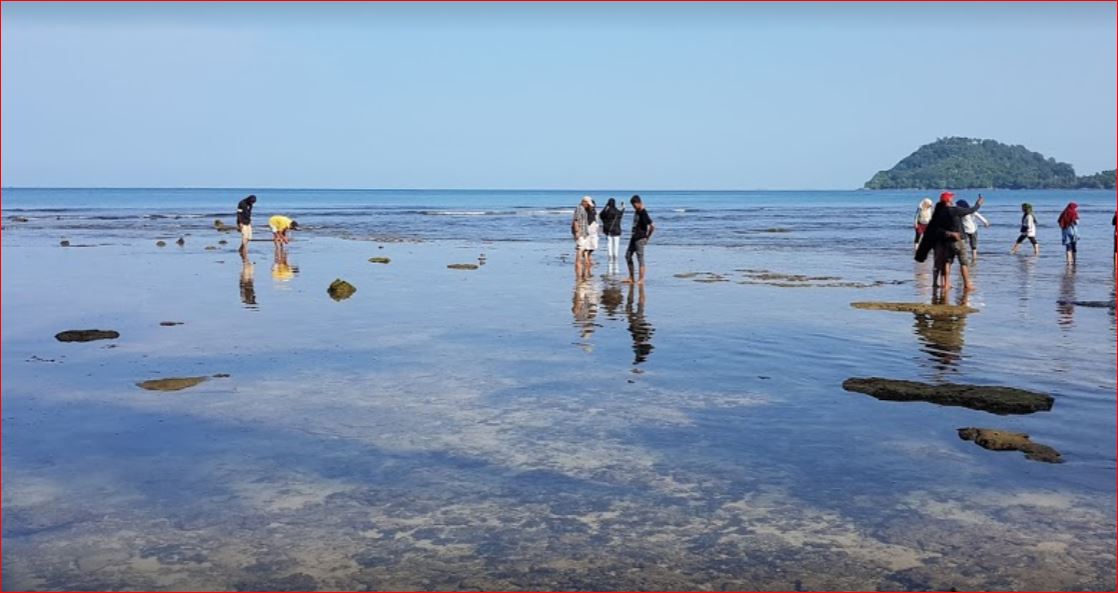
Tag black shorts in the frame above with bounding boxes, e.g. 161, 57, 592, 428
1016, 234, 1037, 246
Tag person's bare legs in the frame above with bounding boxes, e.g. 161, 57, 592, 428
623, 246, 635, 284
960, 264, 973, 292
1033, 242, 1039, 256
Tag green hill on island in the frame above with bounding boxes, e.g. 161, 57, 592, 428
865, 137, 1115, 190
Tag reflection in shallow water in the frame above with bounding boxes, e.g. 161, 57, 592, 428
272, 244, 298, 284
912, 293, 968, 376
571, 280, 600, 351
626, 284, 654, 365
600, 279, 623, 319
239, 251, 257, 308
1057, 265, 1076, 328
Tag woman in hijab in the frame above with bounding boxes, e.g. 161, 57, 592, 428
599, 198, 626, 262
1011, 203, 1039, 256
1057, 202, 1080, 265
913, 198, 934, 252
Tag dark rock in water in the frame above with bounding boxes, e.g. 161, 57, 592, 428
213, 219, 225, 229
958, 427, 1063, 463
60, 240, 70, 247
156, 240, 167, 247
368, 257, 391, 264
842, 377, 1053, 415
136, 376, 208, 392
1057, 299, 1116, 310
851, 301, 978, 316
447, 263, 479, 270
762, 227, 791, 233
218, 239, 228, 245
55, 329, 120, 343
175, 237, 185, 246
205, 245, 218, 250
159, 321, 184, 326
327, 279, 357, 301
9, 216, 29, 222
212, 373, 231, 378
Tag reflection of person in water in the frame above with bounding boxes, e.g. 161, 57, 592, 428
1057, 265, 1076, 328
626, 283, 654, 365
272, 243, 298, 282
571, 280, 599, 351
239, 250, 257, 307
600, 280, 624, 319
913, 292, 967, 374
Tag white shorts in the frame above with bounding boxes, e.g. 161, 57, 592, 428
240, 224, 252, 241
577, 235, 596, 252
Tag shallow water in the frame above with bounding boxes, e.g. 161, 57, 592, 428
2, 189, 1115, 590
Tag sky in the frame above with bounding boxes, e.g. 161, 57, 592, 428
2, 2, 1115, 190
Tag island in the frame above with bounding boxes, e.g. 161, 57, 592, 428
865, 137, 1115, 190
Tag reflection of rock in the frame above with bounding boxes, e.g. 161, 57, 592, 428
1057, 300, 1116, 310
447, 263, 479, 270
957, 427, 1063, 463
55, 329, 120, 342
136, 376, 208, 391
842, 377, 1053, 415
368, 257, 391, 264
327, 279, 357, 301
852, 301, 978, 315
159, 321, 184, 326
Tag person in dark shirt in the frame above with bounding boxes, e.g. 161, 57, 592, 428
924, 192, 984, 292
236, 194, 257, 254
623, 195, 654, 285
599, 198, 625, 263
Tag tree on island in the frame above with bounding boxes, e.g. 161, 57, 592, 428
864, 137, 1115, 190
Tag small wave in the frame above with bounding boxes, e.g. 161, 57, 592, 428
419, 210, 505, 216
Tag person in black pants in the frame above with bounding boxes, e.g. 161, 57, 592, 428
623, 195, 654, 285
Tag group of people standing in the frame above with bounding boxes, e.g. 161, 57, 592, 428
572, 194, 654, 284
913, 193, 1107, 291
235, 194, 300, 255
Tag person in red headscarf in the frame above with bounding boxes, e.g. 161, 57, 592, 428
1057, 202, 1080, 265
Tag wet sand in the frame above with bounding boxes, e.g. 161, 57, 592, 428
2, 229, 1115, 590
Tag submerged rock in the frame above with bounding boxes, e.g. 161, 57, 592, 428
136, 376, 208, 392
9, 216, 29, 223
447, 263, 479, 270
842, 377, 1053, 415
156, 240, 167, 247
327, 279, 357, 301
55, 329, 120, 343
159, 321, 184, 326
175, 237, 185, 246
59, 240, 70, 247
851, 301, 978, 315
204, 245, 218, 251
218, 239, 228, 245
958, 427, 1063, 463
368, 257, 391, 264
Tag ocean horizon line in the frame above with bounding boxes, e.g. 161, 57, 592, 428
2, 185, 869, 193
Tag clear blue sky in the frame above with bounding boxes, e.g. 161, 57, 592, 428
2, 2, 1115, 190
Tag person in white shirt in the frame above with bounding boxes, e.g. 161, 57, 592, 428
1011, 203, 1040, 256
955, 199, 990, 262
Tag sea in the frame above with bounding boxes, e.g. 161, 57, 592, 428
2, 187, 1115, 590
